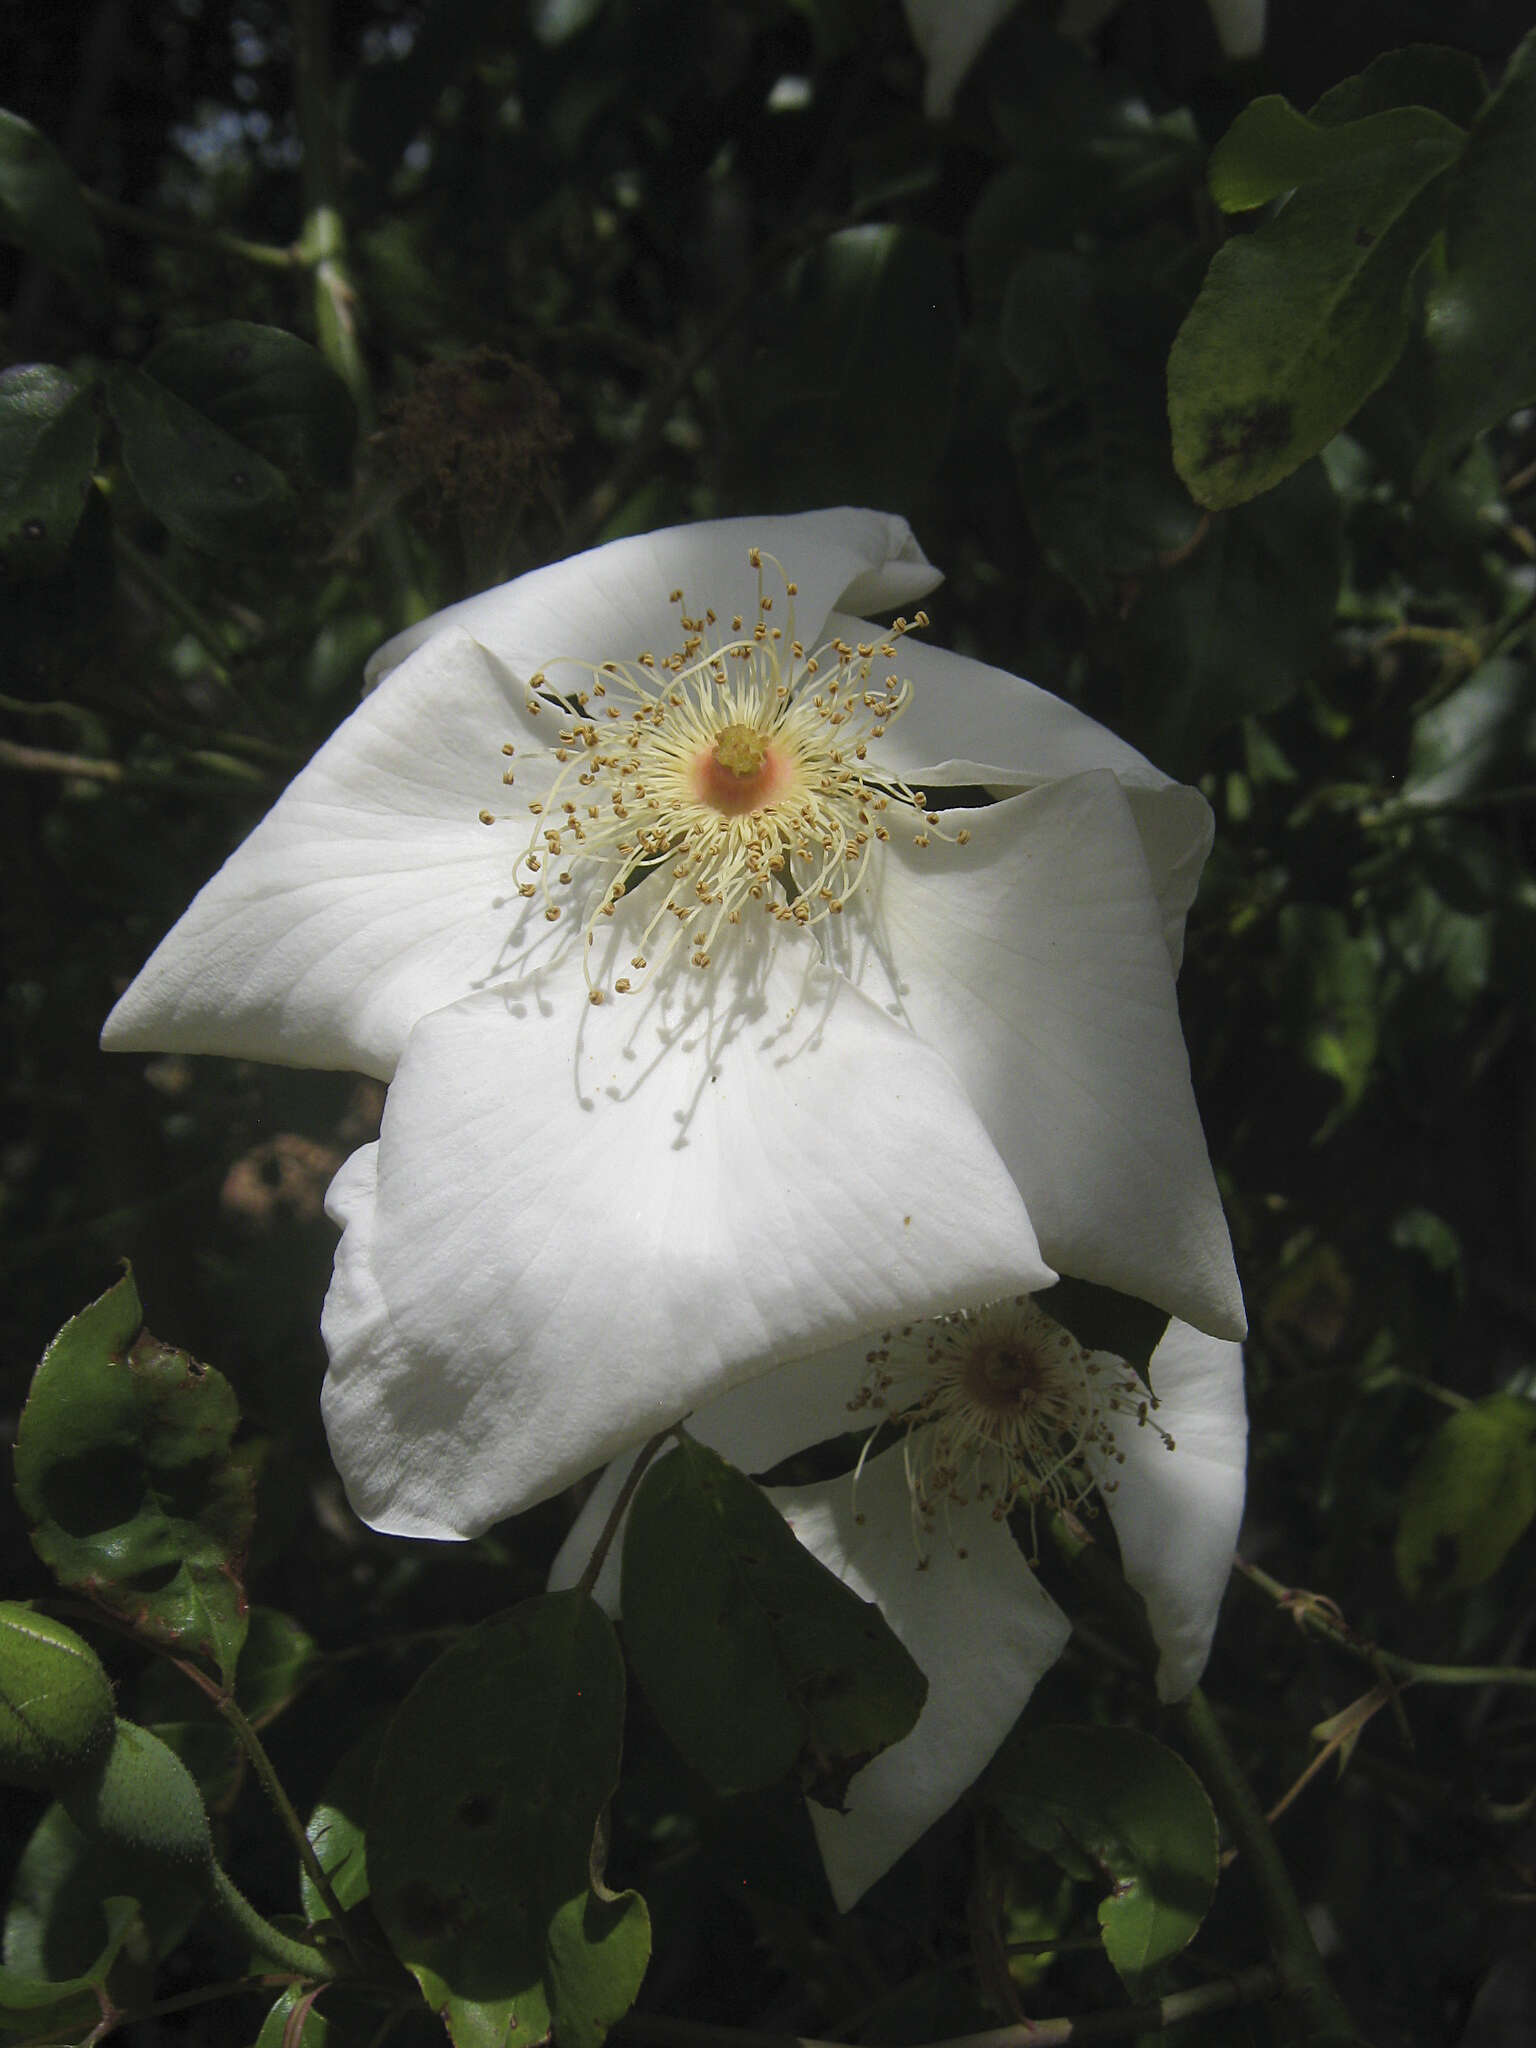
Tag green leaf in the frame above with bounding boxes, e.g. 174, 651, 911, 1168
0, 1895, 140, 2039
622, 1436, 927, 1806
15, 1268, 255, 1686
5, 1802, 198, 1982
1403, 656, 1536, 809
985, 1726, 1218, 1990
237, 1606, 320, 1729
1208, 97, 1466, 212
302, 1721, 384, 1925
1277, 904, 1380, 1113
105, 363, 296, 558
0, 1604, 115, 1793
1417, 31, 1536, 480
1002, 250, 1199, 608
1122, 460, 1341, 771
0, 366, 100, 580
727, 224, 957, 514
1169, 135, 1460, 508
1310, 45, 1487, 129
369, 1593, 649, 2048
0, 109, 105, 303
145, 322, 357, 487
1396, 1393, 1536, 1598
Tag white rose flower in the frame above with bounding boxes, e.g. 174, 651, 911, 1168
552, 1294, 1246, 1908
103, 508, 1242, 1536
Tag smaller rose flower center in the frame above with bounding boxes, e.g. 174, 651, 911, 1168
693, 723, 790, 816
962, 1340, 1042, 1414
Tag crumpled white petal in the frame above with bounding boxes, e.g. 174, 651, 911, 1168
771, 1446, 1072, 1910
366, 509, 940, 688
832, 772, 1245, 1340
1091, 1318, 1247, 1700
101, 628, 553, 1077
103, 511, 938, 1078
829, 613, 1214, 969
321, 905, 1052, 1537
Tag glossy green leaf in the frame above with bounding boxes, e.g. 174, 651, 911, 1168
1396, 1394, 1536, 1598
369, 1593, 649, 2048
5, 1803, 198, 1982
238, 1606, 320, 1728
106, 363, 296, 557
0, 366, 100, 580
1310, 45, 1487, 129
0, 1895, 140, 2038
1122, 461, 1341, 770
727, 224, 957, 514
1417, 31, 1536, 480
15, 1269, 255, 1686
0, 1604, 115, 1793
145, 322, 357, 487
1170, 135, 1459, 508
622, 1436, 926, 1806
301, 1721, 384, 1925
985, 1726, 1218, 1989
1208, 97, 1465, 212
1002, 250, 1198, 607
0, 109, 105, 302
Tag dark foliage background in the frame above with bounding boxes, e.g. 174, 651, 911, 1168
3, 2, 1535, 2045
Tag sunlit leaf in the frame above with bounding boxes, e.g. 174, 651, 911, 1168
985, 1726, 1218, 1989
1208, 97, 1465, 212
15, 1269, 255, 1686
622, 1437, 927, 1807
370, 1593, 649, 2048
1417, 30, 1536, 479
1396, 1394, 1536, 1598
1170, 132, 1460, 507
0, 365, 100, 580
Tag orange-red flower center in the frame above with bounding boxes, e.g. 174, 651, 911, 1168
692, 723, 792, 816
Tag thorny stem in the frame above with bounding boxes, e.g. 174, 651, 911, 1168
617, 1967, 1282, 2048
215, 1692, 365, 1969
576, 1429, 679, 1602
207, 1864, 334, 1981
0, 736, 268, 795
1236, 1558, 1536, 1691
1173, 1688, 1369, 2045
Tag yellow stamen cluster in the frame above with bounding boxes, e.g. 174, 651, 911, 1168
847, 1296, 1174, 1562
477, 549, 969, 1000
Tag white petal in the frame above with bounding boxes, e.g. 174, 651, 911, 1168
367, 511, 941, 687
834, 773, 1245, 1339
320, 909, 1052, 1538
1205, 0, 1265, 58
901, 0, 1020, 118
102, 629, 564, 1077
835, 618, 1214, 969
546, 1454, 635, 1613
769, 1446, 1071, 1909
1091, 1320, 1247, 1700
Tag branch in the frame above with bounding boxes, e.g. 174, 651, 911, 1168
617, 1964, 1281, 2048
85, 189, 300, 270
